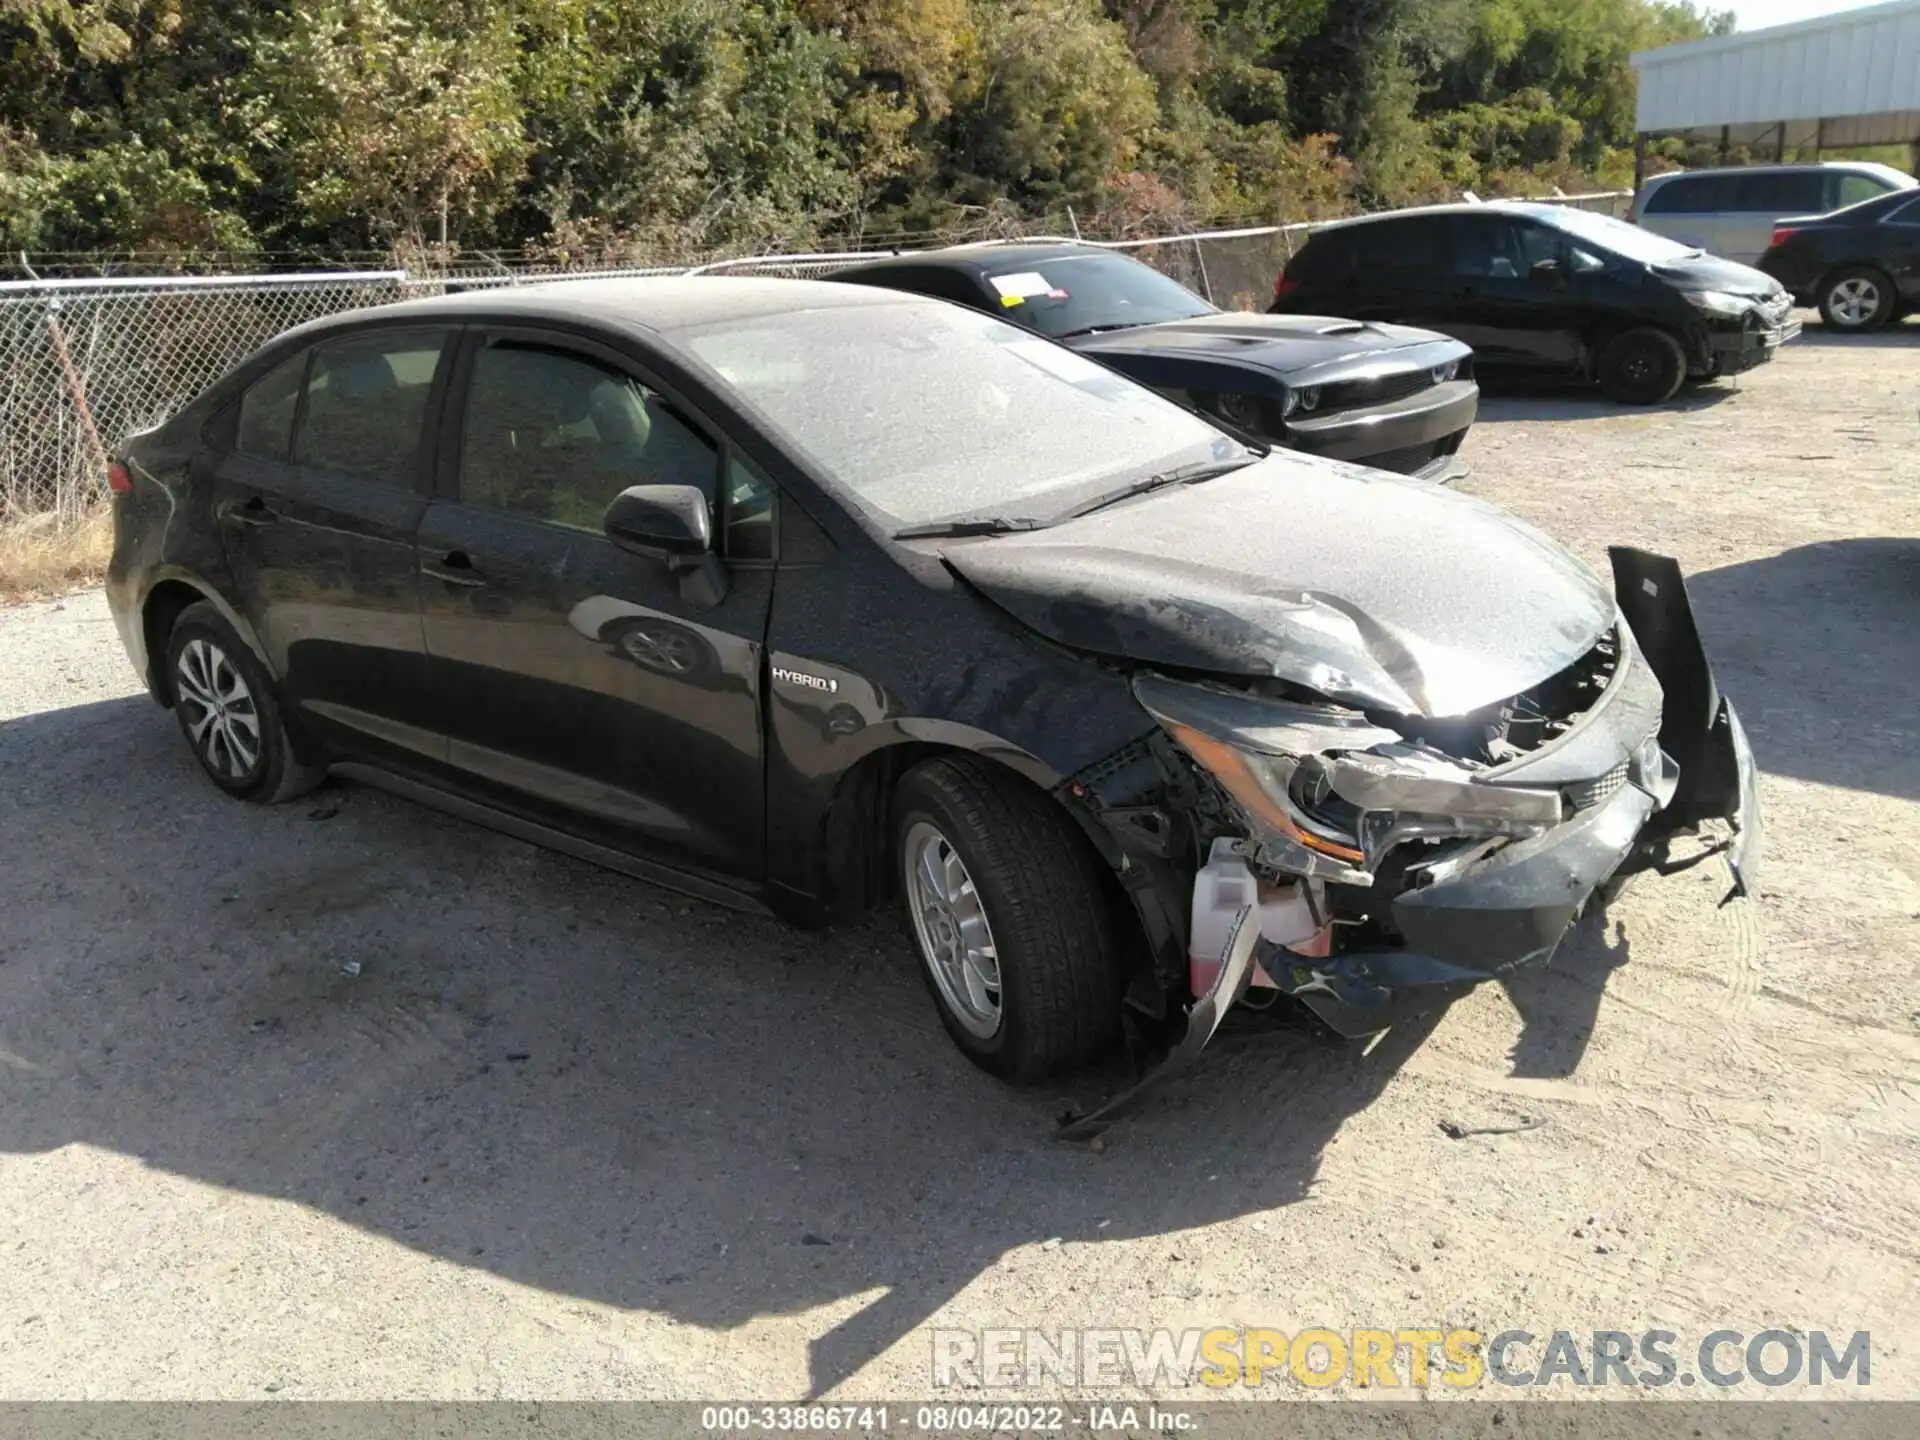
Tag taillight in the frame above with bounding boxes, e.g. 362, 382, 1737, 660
106, 460, 133, 495
1769, 226, 1798, 248
1273, 269, 1301, 301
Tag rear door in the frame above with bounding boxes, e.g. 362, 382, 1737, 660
1638, 173, 1731, 255
414, 327, 775, 880
1325, 216, 1451, 327
1722, 171, 1827, 264
212, 325, 453, 768
1881, 195, 1920, 302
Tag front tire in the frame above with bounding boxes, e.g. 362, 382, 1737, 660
1596, 328, 1687, 405
164, 602, 322, 803
893, 757, 1123, 1082
1818, 266, 1895, 332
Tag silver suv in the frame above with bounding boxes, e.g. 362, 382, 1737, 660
1632, 163, 1916, 264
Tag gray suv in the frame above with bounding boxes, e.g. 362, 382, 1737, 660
1633, 163, 1916, 265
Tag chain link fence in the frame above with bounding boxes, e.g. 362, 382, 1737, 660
1, 192, 1628, 523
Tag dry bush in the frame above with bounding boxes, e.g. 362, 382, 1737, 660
0, 505, 112, 604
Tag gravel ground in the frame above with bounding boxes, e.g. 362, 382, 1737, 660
1, 324, 1917, 1402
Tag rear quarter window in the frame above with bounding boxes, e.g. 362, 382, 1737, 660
234, 351, 308, 461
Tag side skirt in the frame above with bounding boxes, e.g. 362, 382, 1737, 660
328, 762, 777, 918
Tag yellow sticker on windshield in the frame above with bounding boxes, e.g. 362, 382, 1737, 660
1000, 294, 1024, 307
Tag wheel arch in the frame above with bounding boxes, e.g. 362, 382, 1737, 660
139, 570, 270, 706
803, 724, 1116, 920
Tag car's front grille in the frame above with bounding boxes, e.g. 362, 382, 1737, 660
1566, 759, 1630, 811
1320, 368, 1435, 413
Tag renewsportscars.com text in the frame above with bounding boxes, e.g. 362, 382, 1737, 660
931, 1327, 1871, 1390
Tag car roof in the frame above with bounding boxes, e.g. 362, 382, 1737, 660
1308, 200, 1582, 234
1640, 162, 1917, 187
280, 275, 925, 348
833, 242, 1117, 278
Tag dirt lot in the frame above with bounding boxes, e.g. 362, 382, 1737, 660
1, 324, 1916, 1402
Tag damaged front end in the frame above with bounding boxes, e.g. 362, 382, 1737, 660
1058, 546, 1757, 1137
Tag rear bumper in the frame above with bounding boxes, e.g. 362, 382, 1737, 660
1285, 379, 1478, 467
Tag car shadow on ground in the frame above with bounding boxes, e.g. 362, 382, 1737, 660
1474, 380, 1736, 424
1783, 317, 1918, 348
0, 693, 1442, 1397
1687, 537, 1920, 802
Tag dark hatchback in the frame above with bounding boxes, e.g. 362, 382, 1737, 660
105, 278, 1758, 1113
1758, 188, 1920, 332
832, 243, 1478, 481
1273, 202, 1799, 405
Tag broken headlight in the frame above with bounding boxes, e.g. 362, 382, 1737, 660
1136, 674, 1564, 883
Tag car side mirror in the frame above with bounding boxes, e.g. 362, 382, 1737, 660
1530, 257, 1564, 285
604, 484, 711, 558
602, 484, 727, 607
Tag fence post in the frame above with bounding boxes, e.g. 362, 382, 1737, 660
42, 299, 111, 511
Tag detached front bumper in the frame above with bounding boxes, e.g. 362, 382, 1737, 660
1285, 379, 1478, 472
1706, 308, 1801, 376
1270, 546, 1760, 1038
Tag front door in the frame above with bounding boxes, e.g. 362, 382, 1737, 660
415, 329, 775, 881
1437, 215, 1582, 376
212, 325, 453, 767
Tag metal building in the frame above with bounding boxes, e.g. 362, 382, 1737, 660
1630, 0, 1920, 179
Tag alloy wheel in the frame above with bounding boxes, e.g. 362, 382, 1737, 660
620, 625, 699, 674
1829, 277, 1881, 327
174, 637, 261, 780
903, 820, 1002, 1038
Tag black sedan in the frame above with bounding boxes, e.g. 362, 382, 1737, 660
105, 278, 1756, 1112
831, 243, 1478, 482
1273, 202, 1799, 405
1758, 187, 1920, 332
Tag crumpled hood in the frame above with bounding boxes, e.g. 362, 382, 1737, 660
1648, 252, 1785, 298
942, 453, 1615, 718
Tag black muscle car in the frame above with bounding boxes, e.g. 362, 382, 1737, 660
832, 243, 1478, 483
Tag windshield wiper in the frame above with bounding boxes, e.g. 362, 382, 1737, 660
892, 515, 1046, 540
1050, 458, 1254, 523
1053, 321, 1148, 339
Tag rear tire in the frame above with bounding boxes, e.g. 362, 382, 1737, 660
893, 757, 1123, 1082
1596, 328, 1687, 405
1817, 266, 1895, 332
164, 602, 323, 804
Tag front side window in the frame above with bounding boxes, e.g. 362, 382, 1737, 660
1447, 216, 1527, 279
975, 251, 1213, 339
294, 330, 447, 481
459, 341, 718, 532
235, 351, 307, 461
682, 297, 1244, 532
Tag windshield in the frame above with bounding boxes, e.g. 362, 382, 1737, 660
977, 250, 1214, 339
682, 298, 1245, 531
1544, 207, 1705, 265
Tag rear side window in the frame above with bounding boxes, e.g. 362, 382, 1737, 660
1329, 218, 1442, 280
293, 329, 448, 482
1733, 171, 1824, 213
459, 341, 720, 533
235, 351, 307, 461
1287, 234, 1351, 285
1643, 174, 1738, 214
1832, 172, 1892, 209
1887, 197, 1920, 226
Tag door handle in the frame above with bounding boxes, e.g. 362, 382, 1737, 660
421, 550, 487, 587
220, 495, 276, 528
